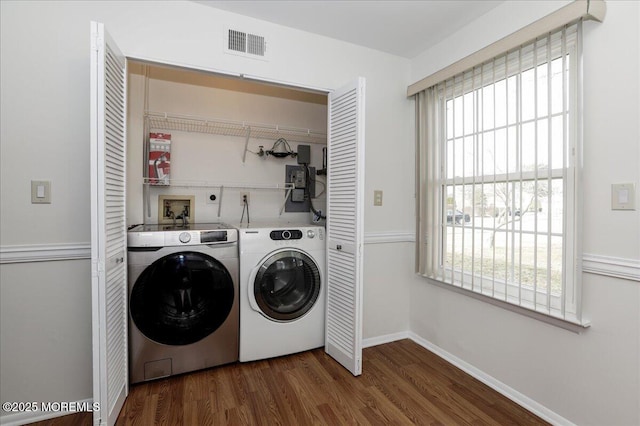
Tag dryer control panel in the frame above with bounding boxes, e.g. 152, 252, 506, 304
128, 224, 238, 248
270, 230, 303, 241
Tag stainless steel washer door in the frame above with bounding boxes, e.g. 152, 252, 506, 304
130, 251, 235, 345
254, 250, 321, 322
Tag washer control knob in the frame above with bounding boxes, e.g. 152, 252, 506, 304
282, 230, 291, 240
307, 230, 315, 239
179, 232, 191, 243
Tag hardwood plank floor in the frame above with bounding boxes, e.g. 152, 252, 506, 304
27, 340, 548, 425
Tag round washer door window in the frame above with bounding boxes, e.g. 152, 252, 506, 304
254, 250, 321, 322
130, 251, 234, 345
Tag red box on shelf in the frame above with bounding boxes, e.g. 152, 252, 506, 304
148, 133, 171, 185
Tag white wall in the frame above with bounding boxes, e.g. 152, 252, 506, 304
409, 1, 640, 425
126, 63, 328, 226
0, 1, 413, 422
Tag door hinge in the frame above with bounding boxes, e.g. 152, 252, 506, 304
91, 33, 103, 52
92, 260, 105, 273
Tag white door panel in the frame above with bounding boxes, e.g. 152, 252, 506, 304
325, 77, 365, 376
90, 21, 128, 426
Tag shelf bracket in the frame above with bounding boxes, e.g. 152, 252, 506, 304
217, 186, 224, 218
144, 183, 151, 219
279, 187, 293, 216
241, 126, 252, 163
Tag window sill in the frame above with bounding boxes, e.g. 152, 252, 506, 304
422, 276, 591, 333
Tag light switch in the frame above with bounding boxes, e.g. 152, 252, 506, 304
611, 183, 635, 210
31, 180, 51, 204
373, 190, 383, 206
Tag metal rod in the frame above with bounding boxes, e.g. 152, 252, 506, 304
242, 126, 251, 163
546, 32, 553, 313
217, 186, 224, 218
280, 188, 293, 215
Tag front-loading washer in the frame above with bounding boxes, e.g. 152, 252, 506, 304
237, 223, 326, 362
127, 223, 238, 383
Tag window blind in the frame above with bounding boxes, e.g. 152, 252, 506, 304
408, 0, 605, 97
416, 22, 588, 325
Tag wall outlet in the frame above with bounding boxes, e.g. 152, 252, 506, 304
31, 180, 51, 204
240, 191, 250, 206
374, 190, 383, 206
612, 183, 636, 210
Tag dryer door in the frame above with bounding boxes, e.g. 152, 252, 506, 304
254, 250, 321, 322
130, 251, 234, 345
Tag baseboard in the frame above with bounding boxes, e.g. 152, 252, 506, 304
0, 398, 94, 426
407, 332, 574, 426
362, 331, 409, 348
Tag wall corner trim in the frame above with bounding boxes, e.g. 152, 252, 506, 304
0, 243, 91, 264
362, 331, 410, 348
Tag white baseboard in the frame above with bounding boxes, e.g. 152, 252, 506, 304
362, 331, 409, 348
362, 331, 573, 424
407, 332, 574, 426
0, 398, 94, 426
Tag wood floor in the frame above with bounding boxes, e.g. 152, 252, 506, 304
28, 339, 548, 425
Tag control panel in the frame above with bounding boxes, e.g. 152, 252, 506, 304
270, 230, 303, 240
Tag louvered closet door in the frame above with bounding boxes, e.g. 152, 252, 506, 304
325, 77, 365, 376
90, 21, 128, 426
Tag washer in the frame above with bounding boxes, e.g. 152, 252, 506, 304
127, 223, 238, 384
237, 223, 326, 362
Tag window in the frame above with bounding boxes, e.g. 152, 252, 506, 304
416, 23, 584, 324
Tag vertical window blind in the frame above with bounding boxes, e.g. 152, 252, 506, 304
416, 22, 586, 325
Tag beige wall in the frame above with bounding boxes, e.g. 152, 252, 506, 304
4, 0, 635, 425
0, 1, 413, 423
126, 63, 328, 226
409, 1, 640, 424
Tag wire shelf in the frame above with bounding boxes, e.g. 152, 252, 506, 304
142, 178, 294, 190
146, 111, 327, 145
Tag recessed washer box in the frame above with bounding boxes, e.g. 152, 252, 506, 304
158, 195, 195, 224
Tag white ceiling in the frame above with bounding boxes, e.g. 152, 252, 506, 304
195, 1, 504, 58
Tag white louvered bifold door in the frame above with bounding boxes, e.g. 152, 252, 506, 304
90, 21, 128, 426
325, 77, 365, 376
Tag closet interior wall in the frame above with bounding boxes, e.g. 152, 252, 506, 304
126, 61, 328, 226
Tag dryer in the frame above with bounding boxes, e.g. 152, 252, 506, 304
237, 224, 326, 362
127, 223, 238, 383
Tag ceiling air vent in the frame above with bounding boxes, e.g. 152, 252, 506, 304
228, 29, 247, 53
226, 28, 268, 60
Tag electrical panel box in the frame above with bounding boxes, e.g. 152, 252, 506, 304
297, 144, 310, 164
293, 169, 306, 188
284, 165, 315, 213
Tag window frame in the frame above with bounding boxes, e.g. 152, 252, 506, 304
417, 22, 586, 326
